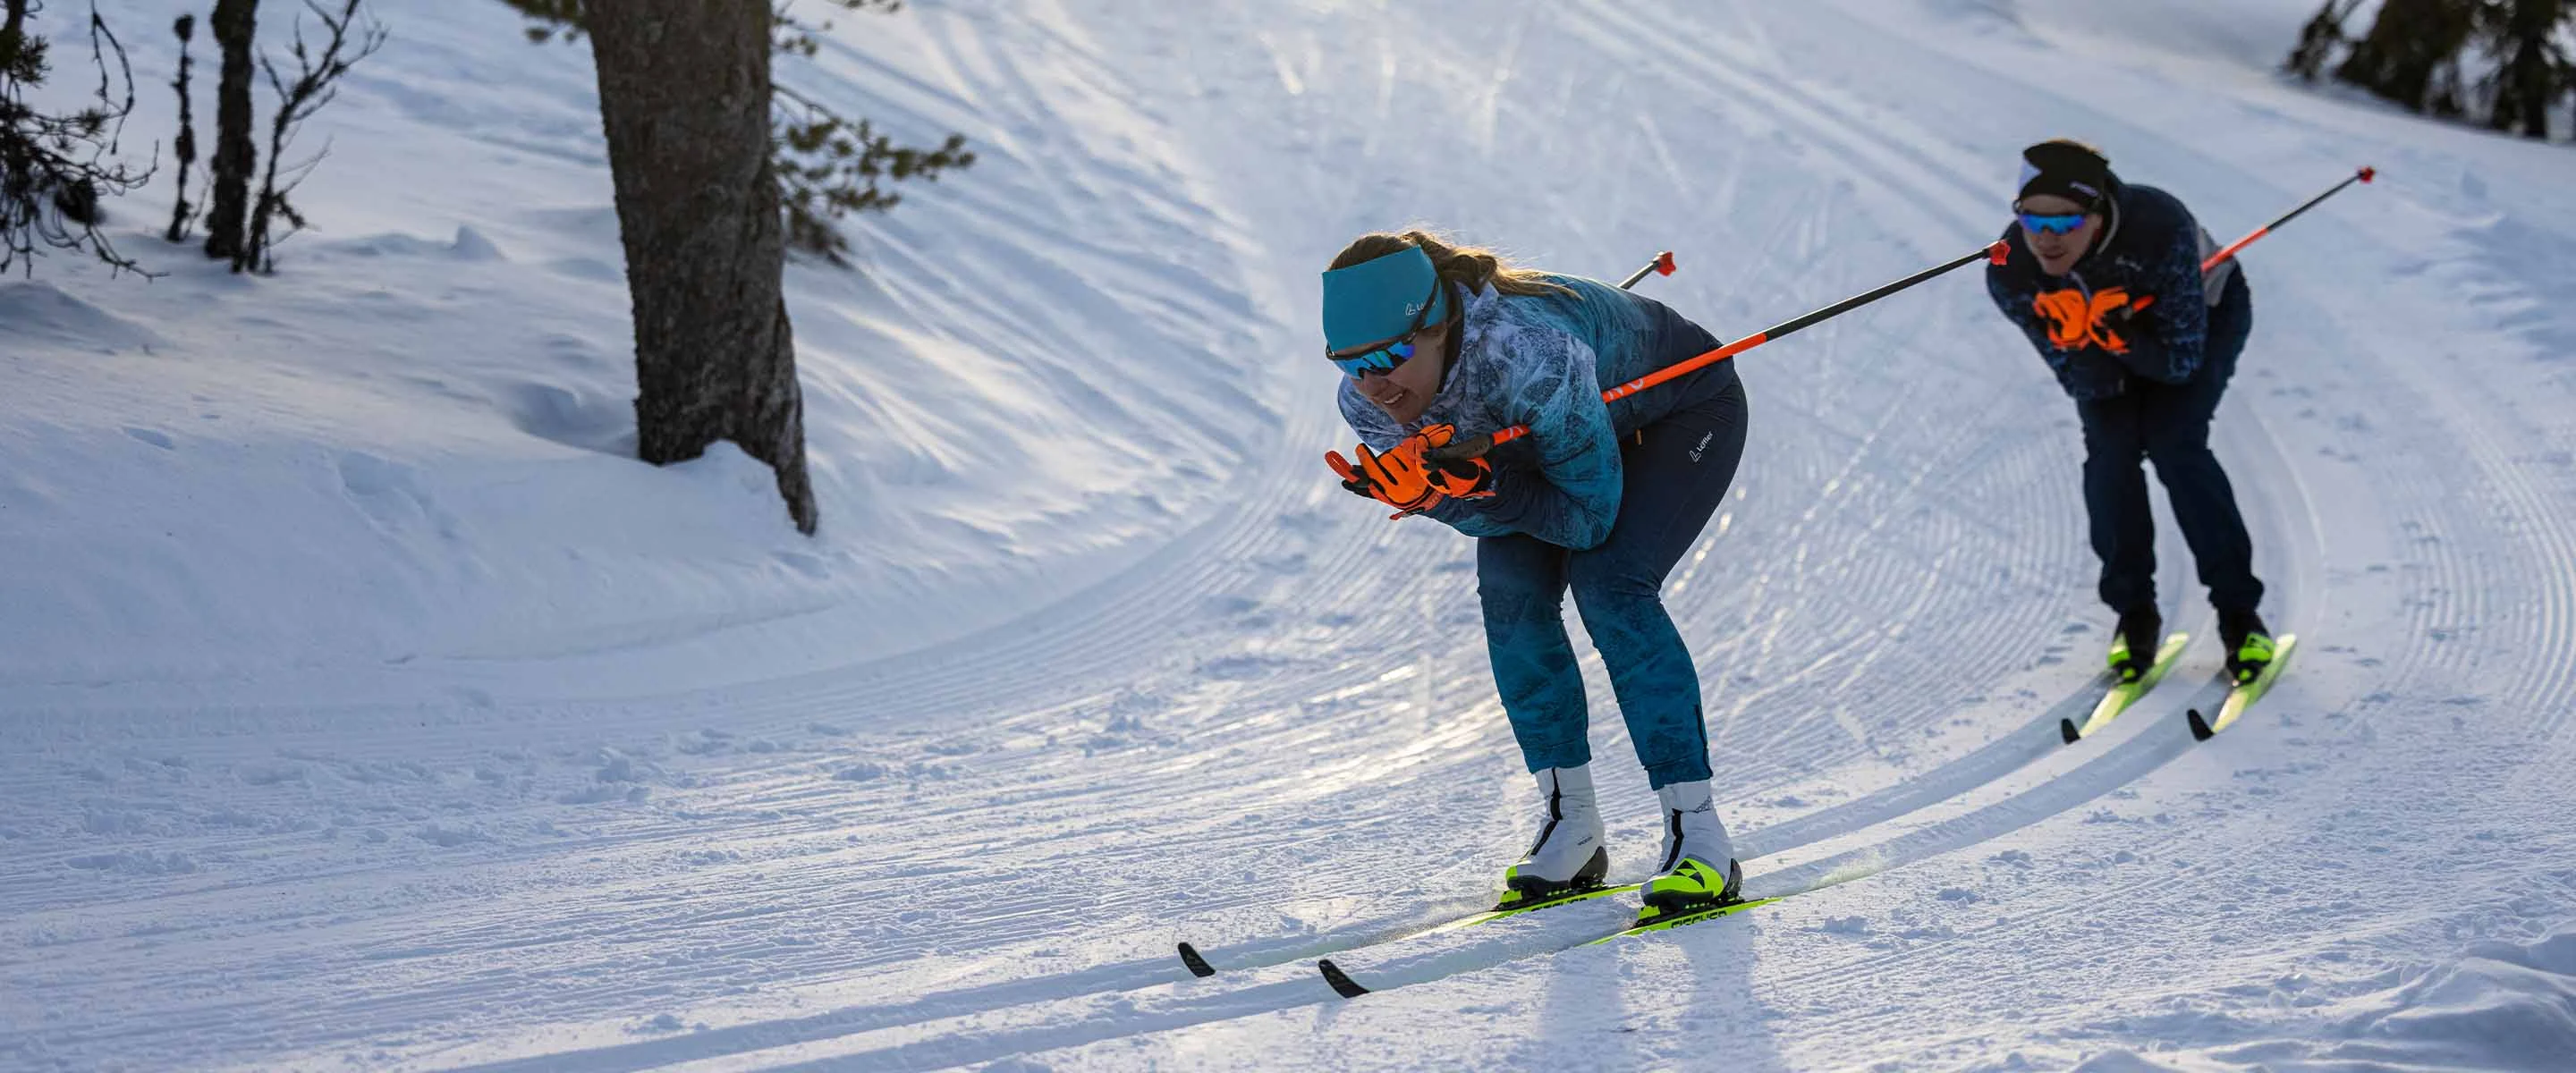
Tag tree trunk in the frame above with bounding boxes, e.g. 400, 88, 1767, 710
2, 0, 29, 57
165, 14, 199, 242
2485, 0, 2570, 139
2490, 34, 2549, 136
202, 0, 258, 262
587, 0, 817, 535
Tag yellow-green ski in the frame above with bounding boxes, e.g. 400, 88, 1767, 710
1422, 882, 1640, 937
2188, 633, 2300, 740
1323, 870, 1877, 996
2060, 631, 2191, 743
1587, 896, 1784, 942
1184, 879, 1638, 978
1328, 892, 1791, 995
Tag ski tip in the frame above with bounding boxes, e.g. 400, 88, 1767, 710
2186, 708, 2216, 742
1177, 942, 1216, 978
1318, 959, 1370, 999
2059, 717, 2081, 745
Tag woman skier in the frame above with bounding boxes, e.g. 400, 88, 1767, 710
1320, 230, 1746, 922
1985, 139, 2276, 685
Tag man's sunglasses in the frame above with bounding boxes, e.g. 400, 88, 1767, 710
2017, 211, 2089, 236
1327, 278, 1445, 379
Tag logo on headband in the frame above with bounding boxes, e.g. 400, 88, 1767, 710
2019, 164, 2102, 202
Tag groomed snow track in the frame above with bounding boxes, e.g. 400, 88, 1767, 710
6, 1, 2576, 1070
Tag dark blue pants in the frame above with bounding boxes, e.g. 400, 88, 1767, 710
1478, 360, 1746, 791
2075, 272, 2263, 616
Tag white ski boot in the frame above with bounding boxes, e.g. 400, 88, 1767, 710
1639, 779, 1741, 923
1498, 765, 1607, 909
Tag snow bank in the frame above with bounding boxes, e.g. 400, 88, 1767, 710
0, 0, 1292, 710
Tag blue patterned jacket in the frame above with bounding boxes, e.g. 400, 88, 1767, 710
1337, 275, 1723, 550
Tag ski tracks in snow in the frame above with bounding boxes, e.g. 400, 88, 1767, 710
12, 1, 2576, 1069
437, 673, 2231, 1073
838, 4, 2576, 1069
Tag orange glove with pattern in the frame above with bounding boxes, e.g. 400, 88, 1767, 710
2032, 286, 2152, 355
1326, 424, 1494, 519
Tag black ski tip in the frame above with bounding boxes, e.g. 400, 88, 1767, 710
2059, 717, 2082, 745
1177, 942, 1216, 978
2187, 708, 2216, 742
1318, 958, 1370, 999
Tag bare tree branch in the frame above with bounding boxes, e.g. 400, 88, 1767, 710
239, 0, 382, 273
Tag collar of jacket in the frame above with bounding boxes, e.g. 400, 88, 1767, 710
2069, 173, 2129, 275
1436, 280, 1470, 393
1435, 279, 1508, 397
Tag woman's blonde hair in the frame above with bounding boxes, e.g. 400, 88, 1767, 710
1328, 229, 1575, 300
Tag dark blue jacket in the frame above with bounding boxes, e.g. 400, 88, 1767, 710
1987, 181, 2244, 400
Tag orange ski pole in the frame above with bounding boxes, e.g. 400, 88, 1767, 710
2203, 165, 2376, 272
2129, 165, 2377, 317
1439, 240, 2011, 460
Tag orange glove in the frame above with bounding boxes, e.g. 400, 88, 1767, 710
1326, 424, 1494, 519
2031, 286, 2152, 355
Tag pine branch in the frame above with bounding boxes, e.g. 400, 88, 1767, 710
0, 0, 157, 276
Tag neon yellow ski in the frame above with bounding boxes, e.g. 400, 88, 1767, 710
2189, 633, 2299, 739
1423, 883, 1640, 937
2061, 631, 2190, 743
1187, 880, 1640, 978
1586, 896, 1783, 942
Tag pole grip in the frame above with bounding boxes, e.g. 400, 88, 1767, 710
1618, 250, 1680, 290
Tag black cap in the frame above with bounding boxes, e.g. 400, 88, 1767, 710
2017, 139, 2114, 212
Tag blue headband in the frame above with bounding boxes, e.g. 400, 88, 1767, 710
1320, 246, 1450, 353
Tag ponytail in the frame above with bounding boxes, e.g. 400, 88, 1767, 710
1327, 229, 1576, 300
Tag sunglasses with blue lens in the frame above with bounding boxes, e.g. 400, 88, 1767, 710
2017, 211, 2089, 236
1331, 339, 1416, 378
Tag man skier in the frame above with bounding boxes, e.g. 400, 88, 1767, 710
1986, 139, 2276, 685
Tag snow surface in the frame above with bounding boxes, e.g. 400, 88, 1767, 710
4, 0, 2574, 1069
